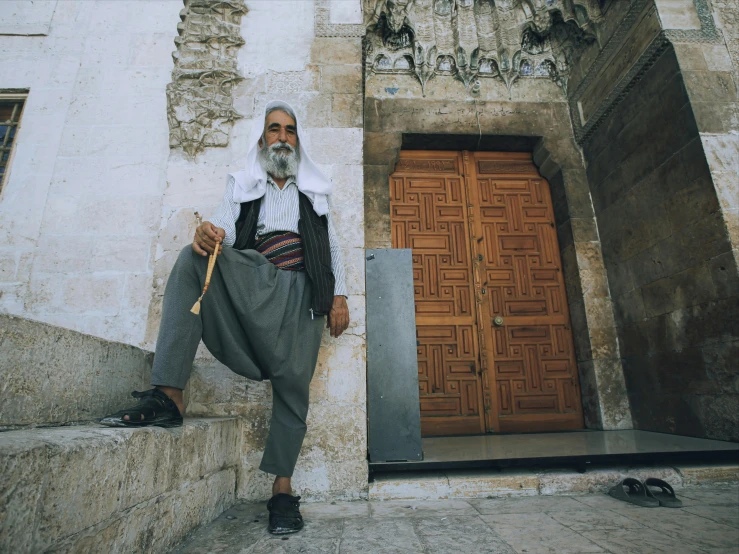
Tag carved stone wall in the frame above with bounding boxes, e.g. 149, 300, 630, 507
363, 0, 604, 94
166, 0, 247, 156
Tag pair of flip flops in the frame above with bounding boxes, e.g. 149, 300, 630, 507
608, 477, 683, 508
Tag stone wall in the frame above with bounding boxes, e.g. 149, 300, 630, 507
581, 44, 739, 442
0, 0, 178, 346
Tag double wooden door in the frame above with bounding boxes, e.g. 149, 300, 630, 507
390, 151, 584, 436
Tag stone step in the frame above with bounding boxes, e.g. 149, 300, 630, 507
0, 314, 152, 429
0, 417, 240, 553
369, 464, 739, 501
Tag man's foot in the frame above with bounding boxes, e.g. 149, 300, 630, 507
99, 389, 183, 428
267, 493, 304, 535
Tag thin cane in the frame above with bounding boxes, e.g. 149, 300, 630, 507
190, 212, 221, 315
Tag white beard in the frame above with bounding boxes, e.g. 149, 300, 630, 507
258, 141, 300, 180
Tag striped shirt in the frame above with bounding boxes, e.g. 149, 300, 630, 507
210, 175, 348, 297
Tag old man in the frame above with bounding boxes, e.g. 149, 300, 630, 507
101, 100, 350, 535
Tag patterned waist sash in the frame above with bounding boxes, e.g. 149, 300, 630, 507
254, 231, 305, 271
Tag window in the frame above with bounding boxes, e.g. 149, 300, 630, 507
0, 96, 25, 194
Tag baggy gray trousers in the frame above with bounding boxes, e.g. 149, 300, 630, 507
150, 246, 325, 477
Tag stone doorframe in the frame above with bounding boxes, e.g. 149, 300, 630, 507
364, 100, 634, 431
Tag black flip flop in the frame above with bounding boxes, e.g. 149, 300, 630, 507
608, 478, 660, 507
645, 478, 683, 508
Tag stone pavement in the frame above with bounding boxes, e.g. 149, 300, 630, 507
171, 485, 739, 553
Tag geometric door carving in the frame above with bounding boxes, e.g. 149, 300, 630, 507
390, 151, 583, 436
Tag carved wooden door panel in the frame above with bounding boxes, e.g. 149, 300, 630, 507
390, 151, 485, 436
390, 151, 584, 436
468, 152, 584, 432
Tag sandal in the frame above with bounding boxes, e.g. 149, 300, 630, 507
99, 389, 183, 428
267, 493, 304, 535
608, 478, 660, 508
645, 478, 683, 508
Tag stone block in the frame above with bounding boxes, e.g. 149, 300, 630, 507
557, 219, 574, 251
560, 170, 595, 219
690, 101, 739, 134
321, 65, 362, 94
331, 93, 363, 128
703, 44, 734, 72
369, 471, 450, 500
664, 174, 721, 230
91, 236, 153, 273
591, 358, 632, 429
50, 156, 165, 198
319, 334, 366, 403
311, 37, 362, 65
41, 193, 162, 237
538, 465, 681, 496
363, 132, 402, 166
676, 464, 739, 486
302, 404, 367, 463
575, 242, 606, 273
707, 251, 739, 299
641, 262, 717, 318
682, 70, 738, 104
342, 247, 367, 296
57, 124, 169, 160
59, 274, 124, 315
122, 272, 155, 312
571, 218, 600, 243
307, 127, 363, 165
49, 468, 236, 554
577, 360, 603, 429
569, 300, 592, 362
325, 460, 369, 501
674, 43, 709, 70
589, 325, 619, 360
612, 288, 646, 326
605, 260, 635, 298
584, 297, 617, 331
446, 469, 539, 498
254, 91, 332, 128
0, 315, 151, 428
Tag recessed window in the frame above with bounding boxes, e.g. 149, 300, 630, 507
0, 96, 25, 194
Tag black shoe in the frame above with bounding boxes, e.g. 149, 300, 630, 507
267, 493, 304, 535
99, 389, 183, 428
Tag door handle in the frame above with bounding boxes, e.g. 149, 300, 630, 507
493, 316, 504, 327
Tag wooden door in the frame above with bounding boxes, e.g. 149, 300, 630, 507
390, 150, 584, 436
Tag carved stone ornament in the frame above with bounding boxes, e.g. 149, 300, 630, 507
166, 0, 247, 157
363, 0, 604, 95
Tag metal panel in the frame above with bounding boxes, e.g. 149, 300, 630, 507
366, 248, 423, 462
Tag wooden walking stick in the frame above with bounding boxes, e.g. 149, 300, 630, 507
191, 212, 221, 315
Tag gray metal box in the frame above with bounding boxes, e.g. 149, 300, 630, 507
366, 248, 423, 462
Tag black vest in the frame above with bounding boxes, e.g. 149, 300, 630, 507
233, 191, 335, 315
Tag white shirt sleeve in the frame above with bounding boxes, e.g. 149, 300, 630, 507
209, 175, 240, 247
326, 202, 348, 298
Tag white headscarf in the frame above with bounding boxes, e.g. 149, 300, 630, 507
229, 100, 332, 216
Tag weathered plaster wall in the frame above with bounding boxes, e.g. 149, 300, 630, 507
0, 0, 178, 345
1, 0, 368, 501
363, 68, 632, 430
581, 43, 739, 442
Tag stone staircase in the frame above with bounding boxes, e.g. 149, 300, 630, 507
2, 314, 738, 552
0, 315, 242, 553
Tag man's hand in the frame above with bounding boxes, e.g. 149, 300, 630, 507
327, 296, 350, 338
192, 221, 225, 256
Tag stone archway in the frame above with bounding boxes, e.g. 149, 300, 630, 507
363, 98, 632, 430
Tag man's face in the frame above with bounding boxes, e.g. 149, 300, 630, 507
263, 110, 298, 150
